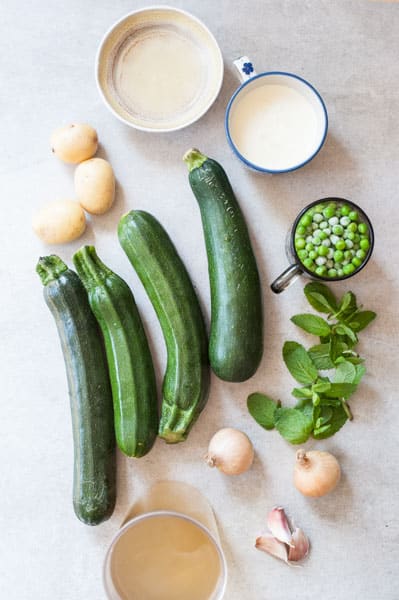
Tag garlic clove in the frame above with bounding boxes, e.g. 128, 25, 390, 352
255, 534, 288, 563
266, 507, 294, 547
288, 527, 310, 562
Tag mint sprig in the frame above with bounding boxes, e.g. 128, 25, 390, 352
247, 283, 376, 444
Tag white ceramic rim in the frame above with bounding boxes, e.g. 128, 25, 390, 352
95, 6, 224, 132
103, 509, 228, 600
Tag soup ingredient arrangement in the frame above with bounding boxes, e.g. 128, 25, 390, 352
31, 2, 379, 591
248, 282, 376, 443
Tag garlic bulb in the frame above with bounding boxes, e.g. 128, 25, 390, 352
294, 449, 341, 497
205, 428, 254, 475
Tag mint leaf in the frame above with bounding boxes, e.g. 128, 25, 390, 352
335, 323, 358, 344
313, 381, 332, 393
339, 291, 356, 314
349, 311, 376, 332
353, 364, 366, 384
247, 393, 277, 430
283, 341, 318, 385
274, 408, 313, 444
304, 282, 338, 313
334, 360, 357, 384
292, 387, 313, 399
325, 382, 357, 398
308, 343, 334, 370
291, 314, 331, 337
329, 334, 348, 362
312, 404, 348, 439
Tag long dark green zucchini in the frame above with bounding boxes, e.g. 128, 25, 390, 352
183, 148, 263, 382
118, 211, 210, 443
73, 246, 158, 457
36, 255, 115, 525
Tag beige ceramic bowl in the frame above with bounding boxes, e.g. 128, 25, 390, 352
96, 6, 224, 132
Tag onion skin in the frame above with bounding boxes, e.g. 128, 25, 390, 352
294, 449, 341, 497
205, 427, 254, 475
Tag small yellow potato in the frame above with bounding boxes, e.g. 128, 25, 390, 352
50, 123, 98, 164
32, 200, 86, 244
74, 158, 115, 214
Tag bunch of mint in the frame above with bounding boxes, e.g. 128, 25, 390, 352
248, 282, 376, 444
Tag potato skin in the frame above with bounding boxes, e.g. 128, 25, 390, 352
74, 158, 115, 215
33, 200, 86, 244
50, 124, 98, 164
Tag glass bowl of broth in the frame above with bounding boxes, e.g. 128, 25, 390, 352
103, 510, 227, 600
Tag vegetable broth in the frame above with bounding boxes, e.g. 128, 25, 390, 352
109, 514, 222, 600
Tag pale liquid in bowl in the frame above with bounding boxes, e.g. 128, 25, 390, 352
229, 83, 322, 170
109, 514, 222, 600
112, 28, 205, 123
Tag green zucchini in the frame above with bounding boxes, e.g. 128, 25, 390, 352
73, 246, 158, 458
183, 148, 263, 382
118, 210, 210, 444
36, 255, 115, 525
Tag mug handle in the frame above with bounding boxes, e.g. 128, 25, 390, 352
233, 56, 258, 83
270, 264, 303, 294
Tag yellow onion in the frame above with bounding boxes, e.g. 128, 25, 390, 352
294, 449, 341, 497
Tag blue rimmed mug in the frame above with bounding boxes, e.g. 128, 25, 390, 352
225, 57, 328, 173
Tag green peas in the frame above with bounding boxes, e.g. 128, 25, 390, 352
349, 210, 358, 221
295, 238, 306, 250
335, 240, 346, 250
348, 222, 357, 232
318, 245, 329, 257
303, 258, 314, 270
344, 249, 354, 260
305, 242, 314, 252
353, 233, 360, 243
309, 250, 317, 260
323, 206, 336, 219
333, 225, 344, 236
319, 231, 327, 240
296, 225, 306, 235
356, 249, 366, 259
352, 257, 362, 268
343, 263, 355, 275
358, 222, 368, 234
298, 249, 308, 260
346, 231, 355, 241
319, 221, 328, 229
334, 250, 344, 262
312, 237, 322, 246
328, 268, 338, 277
300, 214, 312, 227
313, 213, 323, 223
360, 238, 370, 251
315, 265, 327, 277
341, 205, 350, 216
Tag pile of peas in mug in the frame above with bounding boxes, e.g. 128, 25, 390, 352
294, 201, 371, 278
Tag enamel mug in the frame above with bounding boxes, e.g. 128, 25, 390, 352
270, 198, 375, 293
225, 57, 328, 173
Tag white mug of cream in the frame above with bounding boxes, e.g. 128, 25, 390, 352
225, 57, 328, 173
96, 7, 223, 132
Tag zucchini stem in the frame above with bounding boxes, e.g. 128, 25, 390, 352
73, 246, 112, 288
36, 255, 68, 286
183, 148, 208, 172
